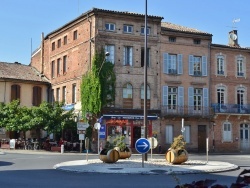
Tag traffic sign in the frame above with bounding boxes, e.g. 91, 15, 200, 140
79, 134, 85, 140
148, 137, 158, 149
135, 138, 150, 154
77, 122, 89, 130
77, 130, 86, 134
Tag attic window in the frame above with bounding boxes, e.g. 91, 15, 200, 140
193, 39, 201, 44
169, 37, 176, 42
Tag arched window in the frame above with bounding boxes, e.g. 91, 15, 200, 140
223, 121, 232, 142
140, 84, 150, 109
33, 86, 42, 106
237, 86, 246, 113
11, 84, 20, 102
123, 83, 133, 108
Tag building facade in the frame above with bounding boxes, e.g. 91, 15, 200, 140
0, 61, 50, 139
30, 8, 250, 153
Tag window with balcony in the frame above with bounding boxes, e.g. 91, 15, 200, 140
11, 84, 20, 102
140, 84, 150, 109
188, 87, 208, 113
33, 86, 42, 106
223, 122, 232, 142
168, 87, 177, 110
123, 25, 133, 33
217, 55, 225, 75
189, 55, 207, 76
216, 86, 226, 112
105, 23, 115, 31
105, 45, 115, 64
123, 83, 133, 108
141, 47, 150, 67
237, 87, 246, 113
123, 46, 133, 66
163, 53, 183, 74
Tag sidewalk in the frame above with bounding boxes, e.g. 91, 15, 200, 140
0, 149, 239, 174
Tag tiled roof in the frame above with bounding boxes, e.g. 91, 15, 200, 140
211, 43, 250, 50
161, 22, 212, 35
0, 62, 50, 83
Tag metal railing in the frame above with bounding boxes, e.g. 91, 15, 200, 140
211, 103, 250, 114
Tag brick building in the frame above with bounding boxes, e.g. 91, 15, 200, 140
30, 8, 250, 153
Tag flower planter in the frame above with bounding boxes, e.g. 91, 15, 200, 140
114, 147, 132, 159
165, 149, 188, 164
99, 149, 119, 163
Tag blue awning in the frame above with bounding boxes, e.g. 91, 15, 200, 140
102, 114, 158, 120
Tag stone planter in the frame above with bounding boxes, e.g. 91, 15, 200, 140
114, 147, 132, 159
99, 149, 119, 163
165, 149, 188, 164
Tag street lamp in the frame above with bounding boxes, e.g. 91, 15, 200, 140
94, 120, 101, 154
98, 51, 110, 75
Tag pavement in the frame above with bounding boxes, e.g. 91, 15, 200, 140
0, 149, 239, 175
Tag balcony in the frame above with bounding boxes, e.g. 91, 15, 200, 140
161, 105, 212, 118
211, 103, 250, 114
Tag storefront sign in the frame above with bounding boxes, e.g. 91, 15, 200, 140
102, 114, 158, 120
99, 124, 106, 139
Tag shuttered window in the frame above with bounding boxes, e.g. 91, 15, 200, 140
33, 86, 42, 106
11, 84, 21, 102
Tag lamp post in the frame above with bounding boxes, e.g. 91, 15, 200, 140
98, 51, 110, 75
94, 120, 101, 154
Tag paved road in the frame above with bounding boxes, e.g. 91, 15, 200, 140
0, 150, 249, 188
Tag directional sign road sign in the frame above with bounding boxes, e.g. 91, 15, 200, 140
135, 138, 150, 154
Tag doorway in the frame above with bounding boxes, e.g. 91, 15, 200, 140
132, 126, 141, 148
240, 124, 250, 151
198, 125, 206, 152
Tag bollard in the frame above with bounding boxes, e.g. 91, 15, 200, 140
61, 144, 64, 154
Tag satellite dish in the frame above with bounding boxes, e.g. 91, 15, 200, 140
230, 33, 237, 40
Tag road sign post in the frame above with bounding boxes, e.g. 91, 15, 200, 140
148, 137, 158, 160
135, 138, 150, 168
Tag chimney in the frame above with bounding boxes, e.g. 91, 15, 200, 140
228, 30, 239, 47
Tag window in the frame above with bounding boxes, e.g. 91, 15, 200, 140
123, 83, 133, 108
193, 39, 201, 44
51, 89, 54, 103
33, 86, 42, 106
237, 57, 244, 77
51, 61, 55, 78
56, 88, 60, 101
140, 27, 150, 35
140, 84, 150, 109
63, 35, 67, 45
105, 23, 115, 31
57, 39, 61, 48
169, 37, 176, 42
11, 84, 20, 101
123, 25, 133, 33
194, 88, 202, 110
57, 58, 60, 75
189, 55, 207, 76
183, 125, 191, 143
188, 87, 209, 114
73, 30, 78, 40
105, 45, 115, 64
217, 55, 225, 75
168, 87, 177, 110
123, 46, 133, 66
217, 87, 225, 111
223, 122, 232, 142
165, 125, 173, 144
141, 48, 150, 67
63, 55, 67, 74
237, 87, 245, 112
72, 84, 76, 103
163, 53, 183, 74
62, 86, 66, 103
52, 42, 55, 51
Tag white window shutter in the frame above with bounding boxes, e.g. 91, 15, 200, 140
177, 54, 183, 74
163, 86, 168, 106
163, 53, 168, 73
202, 56, 207, 76
189, 55, 194, 75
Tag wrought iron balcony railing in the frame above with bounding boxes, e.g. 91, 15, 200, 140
211, 103, 250, 114
161, 105, 212, 118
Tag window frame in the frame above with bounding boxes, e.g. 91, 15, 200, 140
140, 26, 150, 35
105, 23, 115, 31
63, 35, 67, 45
123, 46, 133, 66
217, 55, 225, 75
57, 39, 61, 48
105, 45, 115, 64
141, 47, 150, 67
52, 42, 55, 51
123, 25, 133, 33
73, 30, 78, 40
72, 84, 76, 103
57, 58, 61, 75
63, 55, 67, 74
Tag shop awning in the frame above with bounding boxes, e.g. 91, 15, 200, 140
102, 114, 158, 120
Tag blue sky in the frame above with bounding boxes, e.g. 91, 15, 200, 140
1, 0, 249, 65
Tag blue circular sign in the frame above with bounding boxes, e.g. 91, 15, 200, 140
135, 138, 150, 154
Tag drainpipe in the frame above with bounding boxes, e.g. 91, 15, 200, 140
87, 14, 92, 71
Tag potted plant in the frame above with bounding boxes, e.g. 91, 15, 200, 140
99, 139, 119, 163
113, 135, 132, 159
165, 135, 188, 164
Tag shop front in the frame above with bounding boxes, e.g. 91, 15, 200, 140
101, 114, 158, 148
